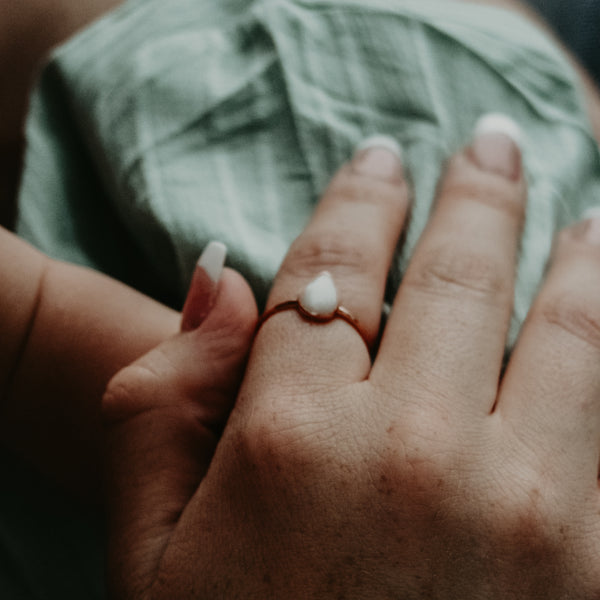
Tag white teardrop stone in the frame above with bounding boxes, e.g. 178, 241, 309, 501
299, 272, 338, 316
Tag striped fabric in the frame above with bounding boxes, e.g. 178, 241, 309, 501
17, 0, 600, 347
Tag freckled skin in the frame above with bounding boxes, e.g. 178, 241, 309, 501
107, 109, 600, 597
1, 0, 599, 597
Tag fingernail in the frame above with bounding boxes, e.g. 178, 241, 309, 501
471, 113, 522, 181
181, 241, 227, 332
352, 135, 404, 181
579, 207, 600, 245
198, 240, 227, 283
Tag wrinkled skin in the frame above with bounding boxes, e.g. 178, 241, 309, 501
104, 134, 600, 599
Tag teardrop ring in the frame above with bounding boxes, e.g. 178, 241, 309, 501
256, 271, 368, 347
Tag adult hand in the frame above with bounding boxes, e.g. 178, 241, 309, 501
105, 119, 600, 599
102, 243, 257, 594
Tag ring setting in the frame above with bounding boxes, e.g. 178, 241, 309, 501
298, 271, 339, 318
257, 271, 367, 345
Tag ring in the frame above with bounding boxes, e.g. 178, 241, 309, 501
256, 271, 368, 347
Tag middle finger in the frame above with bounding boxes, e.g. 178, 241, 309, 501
374, 115, 527, 417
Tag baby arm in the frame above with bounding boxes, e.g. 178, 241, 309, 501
0, 225, 180, 502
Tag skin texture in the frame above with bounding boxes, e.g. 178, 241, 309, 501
0, 227, 181, 500
104, 133, 600, 598
0, 0, 597, 560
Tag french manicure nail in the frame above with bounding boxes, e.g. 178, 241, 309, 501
471, 113, 522, 181
198, 241, 227, 283
181, 241, 227, 331
352, 134, 404, 181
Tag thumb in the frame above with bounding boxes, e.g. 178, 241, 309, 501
103, 243, 257, 600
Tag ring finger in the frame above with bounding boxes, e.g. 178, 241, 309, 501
252, 136, 410, 388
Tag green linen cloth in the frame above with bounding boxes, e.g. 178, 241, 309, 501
7, 1, 600, 598
17, 0, 600, 348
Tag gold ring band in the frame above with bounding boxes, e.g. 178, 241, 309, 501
256, 300, 368, 347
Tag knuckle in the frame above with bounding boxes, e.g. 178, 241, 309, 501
101, 363, 162, 424
405, 244, 510, 301
373, 419, 463, 505
233, 397, 334, 474
535, 292, 600, 351
493, 476, 564, 556
484, 475, 590, 594
283, 229, 370, 279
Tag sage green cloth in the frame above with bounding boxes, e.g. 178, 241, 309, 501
17, 0, 600, 347
7, 1, 600, 598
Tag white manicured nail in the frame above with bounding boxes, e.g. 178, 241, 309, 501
472, 113, 522, 180
198, 241, 227, 283
474, 113, 523, 147
181, 241, 227, 331
355, 135, 403, 160
352, 135, 404, 181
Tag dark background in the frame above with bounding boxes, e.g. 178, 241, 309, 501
526, 0, 600, 84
